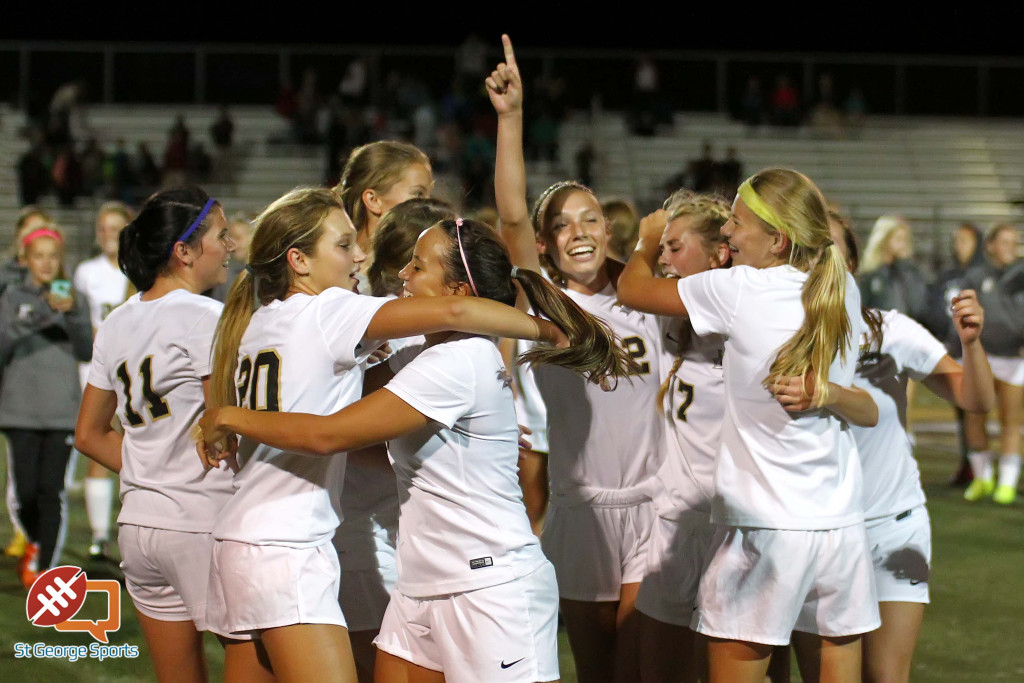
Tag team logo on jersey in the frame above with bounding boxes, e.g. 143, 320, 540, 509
17, 303, 34, 321
982, 277, 995, 293
25, 566, 121, 643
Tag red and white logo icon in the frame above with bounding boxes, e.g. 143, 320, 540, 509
25, 566, 121, 643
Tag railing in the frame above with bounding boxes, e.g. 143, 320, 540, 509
4, 42, 1024, 116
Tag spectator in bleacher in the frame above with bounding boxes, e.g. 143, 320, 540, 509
770, 74, 801, 127
527, 105, 560, 164
809, 73, 843, 137
691, 141, 717, 193
738, 75, 764, 127
80, 137, 106, 198
714, 146, 743, 199
105, 139, 136, 203
575, 142, 595, 189
294, 67, 323, 144
926, 222, 988, 486
210, 106, 235, 185
845, 86, 867, 129
16, 142, 49, 206
162, 118, 190, 188
134, 142, 160, 190
962, 223, 1024, 505
604, 198, 640, 261
461, 123, 496, 209
455, 33, 488, 91
189, 142, 212, 184
51, 144, 83, 208
339, 57, 369, 107
859, 215, 929, 322
631, 55, 660, 136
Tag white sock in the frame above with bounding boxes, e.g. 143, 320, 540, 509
84, 477, 114, 543
968, 451, 994, 481
998, 454, 1021, 490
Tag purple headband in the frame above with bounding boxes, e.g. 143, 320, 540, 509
171, 198, 217, 254
454, 218, 479, 297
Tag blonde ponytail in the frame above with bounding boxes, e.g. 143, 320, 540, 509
210, 271, 258, 408
740, 169, 852, 405
765, 244, 851, 405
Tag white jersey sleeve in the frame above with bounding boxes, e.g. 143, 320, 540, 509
675, 267, 744, 338
854, 310, 947, 519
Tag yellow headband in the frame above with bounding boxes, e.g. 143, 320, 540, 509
736, 180, 789, 237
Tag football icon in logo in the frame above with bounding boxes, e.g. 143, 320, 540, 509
26, 566, 87, 627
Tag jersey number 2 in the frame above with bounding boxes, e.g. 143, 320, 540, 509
621, 336, 651, 375
116, 357, 170, 427
236, 350, 282, 411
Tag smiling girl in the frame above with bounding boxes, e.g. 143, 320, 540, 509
488, 36, 664, 683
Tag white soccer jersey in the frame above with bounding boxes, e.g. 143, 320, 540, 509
853, 310, 946, 519
74, 255, 130, 330
654, 320, 725, 519
74, 255, 130, 389
533, 284, 664, 499
213, 288, 387, 547
385, 334, 547, 598
676, 265, 866, 530
88, 289, 233, 532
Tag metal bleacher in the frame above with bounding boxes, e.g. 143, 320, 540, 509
553, 112, 1024, 270
3, 105, 1023, 272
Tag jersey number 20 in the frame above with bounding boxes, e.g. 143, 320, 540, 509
236, 350, 282, 411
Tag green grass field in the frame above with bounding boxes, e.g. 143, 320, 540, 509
0, 397, 1021, 681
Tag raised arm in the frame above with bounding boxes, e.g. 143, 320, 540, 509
363, 295, 568, 349
922, 290, 995, 413
488, 34, 542, 273
618, 210, 690, 316
199, 388, 429, 459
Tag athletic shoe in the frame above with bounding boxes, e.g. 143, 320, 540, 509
18, 542, 39, 590
993, 484, 1017, 505
5, 531, 27, 558
963, 478, 995, 502
88, 540, 110, 561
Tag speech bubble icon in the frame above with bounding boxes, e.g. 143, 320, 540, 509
54, 579, 121, 643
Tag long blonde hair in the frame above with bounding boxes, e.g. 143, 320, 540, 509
746, 168, 851, 406
210, 187, 341, 407
334, 141, 431, 232
860, 214, 910, 273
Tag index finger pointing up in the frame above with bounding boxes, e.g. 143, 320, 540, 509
502, 34, 517, 68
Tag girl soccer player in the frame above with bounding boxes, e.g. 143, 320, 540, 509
0, 225, 92, 587
342, 196, 456, 683
201, 189, 577, 683
488, 35, 664, 683
335, 140, 433, 284
962, 223, 1024, 504
73, 201, 132, 562
333, 144, 436, 679
73, 188, 253, 683
199, 217, 636, 683
631, 193, 730, 683
803, 218, 995, 683
619, 168, 878, 683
